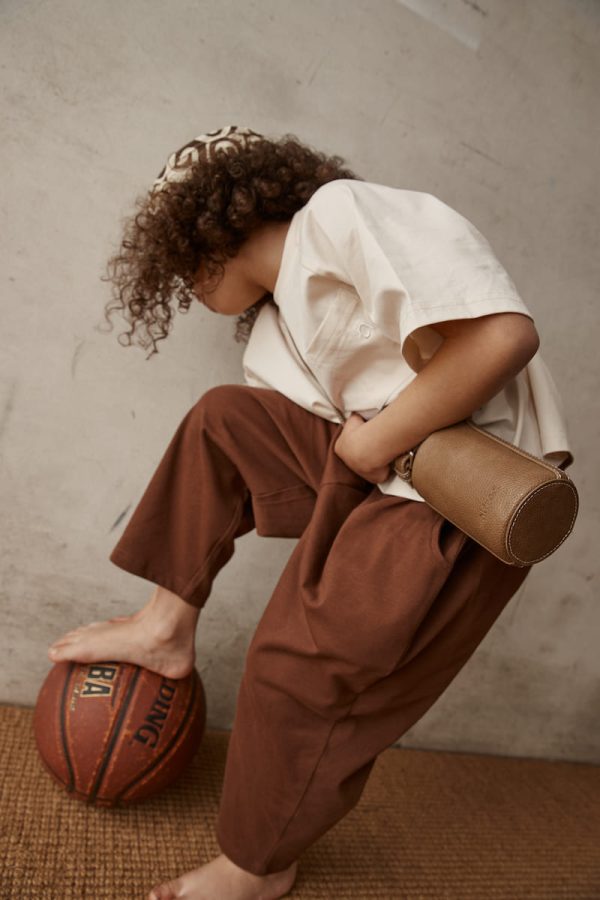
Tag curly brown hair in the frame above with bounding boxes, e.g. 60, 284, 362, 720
100, 131, 363, 358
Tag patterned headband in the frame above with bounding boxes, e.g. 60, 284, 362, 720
152, 124, 264, 193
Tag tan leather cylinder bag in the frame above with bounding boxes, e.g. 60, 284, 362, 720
392, 419, 579, 567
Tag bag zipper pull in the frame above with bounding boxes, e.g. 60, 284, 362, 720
394, 448, 417, 482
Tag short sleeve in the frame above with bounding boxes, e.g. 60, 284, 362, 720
301, 179, 535, 364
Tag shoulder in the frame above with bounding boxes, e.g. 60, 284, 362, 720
305, 178, 452, 225
298, 179, 482, 269
307, 177, 418, 206
301, 179, 358, 224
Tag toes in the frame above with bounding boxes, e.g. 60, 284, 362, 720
48, 639, 73, 653
148, 883, 179, 900
69, 622, 102, 634
51, 626, 84, 644
49, 634, 73, 648
48, 639, 71, 652
48, 637, 81, 659
50, 622, 103, 648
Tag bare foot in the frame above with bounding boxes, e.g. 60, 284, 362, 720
148, 852, 298, 899
47, 586, 199, 679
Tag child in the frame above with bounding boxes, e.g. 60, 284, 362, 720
48, 125, 573, 900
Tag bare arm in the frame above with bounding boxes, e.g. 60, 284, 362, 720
334, 312, 540, 480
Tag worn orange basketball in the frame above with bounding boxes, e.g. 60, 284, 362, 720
33, 660, 206, 807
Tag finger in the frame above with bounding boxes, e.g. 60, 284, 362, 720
342, 414, 363, 431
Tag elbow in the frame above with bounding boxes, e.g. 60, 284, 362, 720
499, 316, 540, 377
529, 324, 541, 356
515, 318, 540, 365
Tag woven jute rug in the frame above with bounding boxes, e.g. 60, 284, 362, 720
1, 703, 598, 899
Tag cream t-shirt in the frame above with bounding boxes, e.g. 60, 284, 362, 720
241, 178, 574, 502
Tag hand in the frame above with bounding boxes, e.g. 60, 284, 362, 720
333, 413, 392, 484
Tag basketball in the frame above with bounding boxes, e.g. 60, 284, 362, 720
32, 660, 207, 807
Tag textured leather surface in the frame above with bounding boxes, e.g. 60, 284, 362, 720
393, 419, 579, 566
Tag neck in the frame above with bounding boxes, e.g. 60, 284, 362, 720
239, 220, 292, 295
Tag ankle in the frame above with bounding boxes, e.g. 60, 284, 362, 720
145, 586, 200, 638
223, 854, 297, 883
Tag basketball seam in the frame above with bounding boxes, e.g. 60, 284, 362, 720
60, 663, 76, 792
114, 672, 203, 803
88, 667, 142, 804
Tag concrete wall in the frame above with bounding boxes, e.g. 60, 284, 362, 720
1, 0, 598, 762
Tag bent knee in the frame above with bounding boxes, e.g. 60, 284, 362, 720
192, 384, 252, 422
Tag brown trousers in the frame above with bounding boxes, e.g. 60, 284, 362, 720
109, 384, 531, 876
